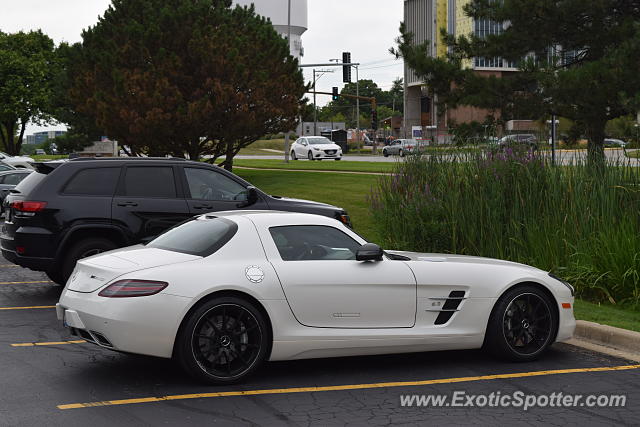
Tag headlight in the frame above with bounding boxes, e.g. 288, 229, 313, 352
313, 146, 321, 151
549, 273, 574, 296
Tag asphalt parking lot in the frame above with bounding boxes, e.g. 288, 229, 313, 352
1, 254, 639, 426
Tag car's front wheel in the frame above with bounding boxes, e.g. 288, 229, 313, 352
176, 296, 270, 384
383, 150, 389, 157
308, 151, 314, 161
484, 284, 558, 362
291, 150, 297, 160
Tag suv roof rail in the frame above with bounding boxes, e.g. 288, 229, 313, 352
69, 157, 188, 162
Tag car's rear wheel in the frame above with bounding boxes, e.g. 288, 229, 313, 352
61, 237, 118, 284
176, 296, 269, 384
46, 269, 66, 285
291, 150, 297, 160
484, 284, 557, 362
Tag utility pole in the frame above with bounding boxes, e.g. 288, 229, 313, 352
356, 65, 360, 150
284, 0, 292, 163
312, 69, 334, 136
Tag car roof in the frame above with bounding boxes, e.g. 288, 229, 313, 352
205, 210, 341, 227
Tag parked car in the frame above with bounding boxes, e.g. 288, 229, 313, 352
498, 134, 539, 151
0, 170, 32, 213
57, 211, 576, 384
0, 162, 17, 172
35, 149, 46, 155
0, 152, 35, 169
290, 136, 343, 161
604, 138, 627, 148
1, 158, 351, 285
382, 139, 424, 157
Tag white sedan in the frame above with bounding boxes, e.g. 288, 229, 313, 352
57, 211, 575, 384
290, 136, 342, 161
0, 152, 34, 169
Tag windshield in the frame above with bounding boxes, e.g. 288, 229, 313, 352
307, 137, 332, 145
147, 217, 238, 256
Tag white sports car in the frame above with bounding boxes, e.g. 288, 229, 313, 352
57, 211, 576, 384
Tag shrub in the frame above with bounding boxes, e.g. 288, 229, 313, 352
369, 150, 640, 306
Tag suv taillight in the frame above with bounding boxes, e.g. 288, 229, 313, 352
11, 201, 47, 212
98, 280, 168, 298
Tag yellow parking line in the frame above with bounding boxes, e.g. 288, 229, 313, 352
57, 363, 640, 410
0, 305, 56, 310
11, 340, 85, 347
0, 280, 52, 285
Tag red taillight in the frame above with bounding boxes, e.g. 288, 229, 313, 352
11, 201, 47, 212
98, 280, 168, 298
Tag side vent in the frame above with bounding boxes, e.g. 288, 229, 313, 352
428, 291, 467, 325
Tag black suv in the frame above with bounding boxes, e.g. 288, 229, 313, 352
1, 158, 351, 284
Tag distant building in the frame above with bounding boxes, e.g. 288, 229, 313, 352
233, 0, 308, 59
296, 122, 346, 137
403, 0, 518, 139
26, 130, 66, 145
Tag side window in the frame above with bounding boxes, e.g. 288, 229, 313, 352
269, 225, 362, 261
3, 173, 27, 185
124, 166, 176, 198
63, 168, 121, 196
185, 168, 247, 201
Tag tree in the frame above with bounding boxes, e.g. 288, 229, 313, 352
69, 0, 305, 169
394, 0, 640, 165
0, 31, 58, 155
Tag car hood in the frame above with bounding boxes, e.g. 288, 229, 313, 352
386, 250, 543, 272
66, 246, 201, 292
5, 156, 34, 162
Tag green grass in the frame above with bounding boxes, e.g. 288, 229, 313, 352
31, 154, 67, 161
230, 159, 396, 173
574, 299, 640, 332
234, 169, 380, 243
626, 150, 640, 159
237, 139, 286, 155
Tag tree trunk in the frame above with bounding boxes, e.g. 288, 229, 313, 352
2, 122, 16, 155
14, 120, 27, 156
223, 141, 234, 172
586, 120, 606, 167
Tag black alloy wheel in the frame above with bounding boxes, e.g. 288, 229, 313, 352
484, 284, 557, 361
502, 293, 553, 356
177, 297, 269, 384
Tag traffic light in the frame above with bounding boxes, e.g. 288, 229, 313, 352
372, 110, 378, 130
332, 87, 339, 101
342, 52, 351, 83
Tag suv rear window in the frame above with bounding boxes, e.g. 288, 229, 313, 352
146, 217, 238, 256
13, 172, 47, 195
63, 167, 121, 196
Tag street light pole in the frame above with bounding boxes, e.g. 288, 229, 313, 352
284, 0, 292, 163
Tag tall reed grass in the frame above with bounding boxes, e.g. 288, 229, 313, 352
370, 148, 640, 306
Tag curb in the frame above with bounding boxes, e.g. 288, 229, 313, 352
573, 320, 640, 354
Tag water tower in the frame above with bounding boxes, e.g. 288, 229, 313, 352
233, 0, 308, 59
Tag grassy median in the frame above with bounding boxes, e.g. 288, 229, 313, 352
231, 159, 396, 173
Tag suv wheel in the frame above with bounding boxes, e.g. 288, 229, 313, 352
46, 269, 66, 285
61, 237, 118, 283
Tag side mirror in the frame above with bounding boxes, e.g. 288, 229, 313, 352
237, 186, 259, 208
356, 243, 383, 262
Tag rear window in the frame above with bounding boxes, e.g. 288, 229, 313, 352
146, 217, 238, 256
13, 172, 47, 195
63, 168, 121, 196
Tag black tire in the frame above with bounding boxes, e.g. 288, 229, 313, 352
383, 150, 389, 157
335, 157, 341, 161
484, 284, 558, 362
307, 151, 314, 161
291, 151, 297, 160
176, 296, 270, 384
399, 149, 405, 157
61, 237, 118, 284
46, 269, 66, 285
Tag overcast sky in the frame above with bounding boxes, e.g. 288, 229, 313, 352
1, 0, 404, 135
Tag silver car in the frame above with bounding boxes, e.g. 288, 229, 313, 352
382, 139, 422, 157
0, 169, 32, 213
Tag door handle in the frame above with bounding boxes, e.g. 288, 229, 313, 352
117, 201, 138, 207
193, 204, 213, 210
